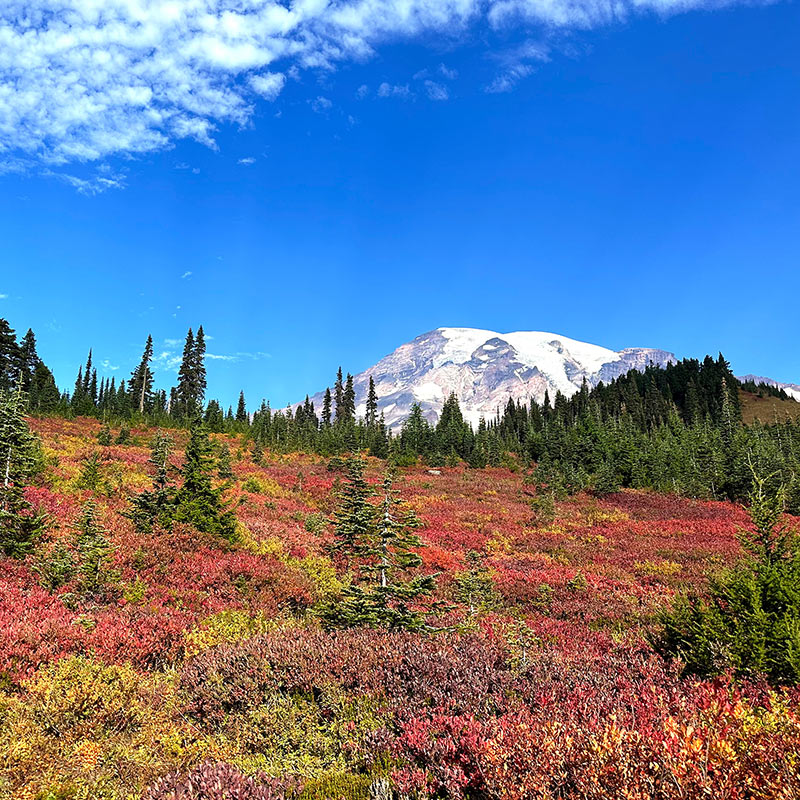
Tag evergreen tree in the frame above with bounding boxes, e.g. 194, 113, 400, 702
173, 419, 237, 540
29, 362, 60, 413
322, 388, 332, 427
334, 368, 344, 423
127, 432, 177, 533
342, 374, 356, 423
73, 501, 116, 595
97, 423, 112, 446
236, 391, 248, 424
130, 334, 155, 414
217, 443, 234, 480
175, 327, 207, 418
0, 385, 45, 557
321, 460, 438, 631
454, 550, 496, 616
0, 319, 20, 391
18, 329, 39, 392
176, 328, 196, 418
194, 326, 207, 405
366, 377, 378, 427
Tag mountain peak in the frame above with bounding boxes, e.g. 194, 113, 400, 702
307, 328, 678, 428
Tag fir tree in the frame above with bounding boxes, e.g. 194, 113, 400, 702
217, 443, 234, 480
334, 368, 344, 423
321, 459, 438, 631
366, 377, 378, 427
176, 328, 196, 418
173, 419, 237, 540
130, 335, 155, 414
322, 388, 332, 427
0, 319, 20, 391
343, 374, 356, 423
73, 501, 116, 595
127, 432, 177, 533
97, 423, 112, 446
0, 385, 45, 557
18, 329, 39, 392
454, 550, 496, 616
236, 391, 248, 424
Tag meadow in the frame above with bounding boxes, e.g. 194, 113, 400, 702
1, 416, 798, 800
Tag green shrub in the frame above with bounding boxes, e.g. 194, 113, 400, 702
655, 471, 800, 684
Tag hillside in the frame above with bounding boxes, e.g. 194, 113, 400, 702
1, 415, 799, 798
739, 389, 800, 424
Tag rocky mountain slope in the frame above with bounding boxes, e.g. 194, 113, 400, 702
308, 327, 677, 428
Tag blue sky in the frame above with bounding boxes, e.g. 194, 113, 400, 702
0, 0, 798, 409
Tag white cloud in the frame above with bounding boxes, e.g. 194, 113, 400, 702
439, 63, 458, 79
181, 270, 192, 278
238, 157, 256, 165
424, 80, 449, 100
377, 82, 412, 98
0, 0, 768, 183
486, 39, 551, 92
250, 72, 286, 100
310, 95, 333, 112
0, 294, 7, 300
100, 359, 119, 371
356, 84, 369, 99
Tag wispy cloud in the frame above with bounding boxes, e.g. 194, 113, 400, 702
181, 271, 192, 279
486, 40, 551, 92
0, 294, 7, 300
100, 359, 119, 371
310, 96, 333, 113
238, 157, 256, 165
0, 0, 770, 185
377, 82, 412, 99
424, 80, 449, 101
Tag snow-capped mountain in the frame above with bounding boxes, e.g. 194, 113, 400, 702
308, 327, 677, 429
738, 375, 800, 402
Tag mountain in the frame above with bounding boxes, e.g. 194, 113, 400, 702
738, 374, 800, 402
307, 327, 678, 429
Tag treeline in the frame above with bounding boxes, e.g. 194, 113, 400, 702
2, 316, 799, 508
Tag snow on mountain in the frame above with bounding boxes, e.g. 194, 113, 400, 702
307, 327, 677, 429
737, 374, 800, 402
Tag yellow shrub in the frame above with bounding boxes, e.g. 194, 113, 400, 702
0, 657, 191, 800
184, 609, 278, 656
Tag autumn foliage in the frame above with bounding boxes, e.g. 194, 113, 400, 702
0, 415, 798, 799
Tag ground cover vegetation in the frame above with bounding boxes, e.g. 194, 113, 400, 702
1, 316, 800, 798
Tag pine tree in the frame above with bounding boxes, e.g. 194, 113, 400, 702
173, 419, 237, 540
29, 362, 60, 413
73, 501, 116, 595
130, 335, 154, 414
0, 385, 45, 557
97, 423, 112, 446
175, 327, 207, 418
127, 432, 177, 533
236, 391, 248, 424
454, 550, 496, 616
194, 326, 207, 406
322, 388, 332, 427
334, 368, 344, 423
0, 319, 21, 391
18, 329, 39, 393
343, 374, 356, 422
176, 328, 196, 418
217, 443, 234, 480
366, 377, 378, 427
321, 459, 438, 631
